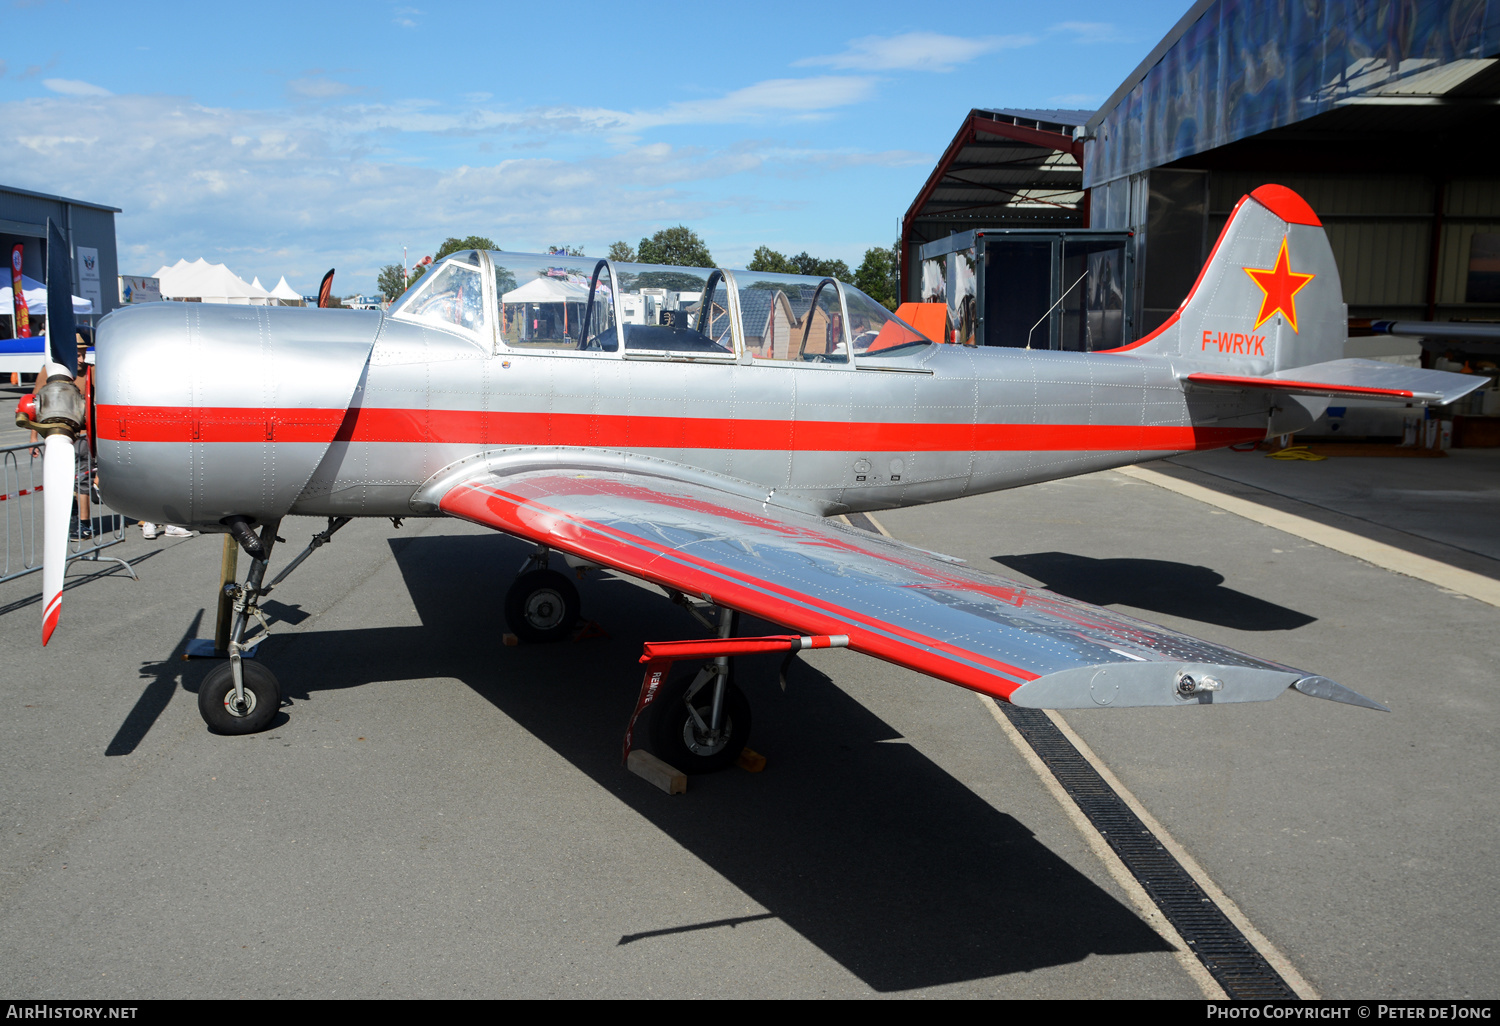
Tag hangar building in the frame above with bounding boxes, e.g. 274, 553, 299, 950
902, 0, 1500, 359
1, 183, 122, 325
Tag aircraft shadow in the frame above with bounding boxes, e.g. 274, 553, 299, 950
992, 552, 1315, 632
240, 532, 1174, 991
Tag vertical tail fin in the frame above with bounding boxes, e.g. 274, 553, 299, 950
1105, 185, 1345, 373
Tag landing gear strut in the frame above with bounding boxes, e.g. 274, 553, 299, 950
199, 518, 281, 734
195, 515, 352, 735
620, 595, 850, 775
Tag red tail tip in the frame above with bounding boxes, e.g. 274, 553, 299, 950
1250, 185, 1322, 227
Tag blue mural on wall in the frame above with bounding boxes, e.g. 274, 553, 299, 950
1085, 0, 1500, 187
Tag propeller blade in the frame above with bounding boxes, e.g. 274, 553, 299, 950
41, 432, 76, 645
45, 220, 77, 377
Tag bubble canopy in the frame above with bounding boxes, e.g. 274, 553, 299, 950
391, 251, 934, 363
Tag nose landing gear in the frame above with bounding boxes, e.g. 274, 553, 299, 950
193, 516, 352, 735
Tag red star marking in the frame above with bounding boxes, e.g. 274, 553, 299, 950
1244, 237, 1315, 333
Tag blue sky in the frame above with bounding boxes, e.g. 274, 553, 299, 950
0, 1, 1187, 296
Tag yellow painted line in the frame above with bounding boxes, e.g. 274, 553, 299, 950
860, 512, 893, 537
1116, 465, 1500, 608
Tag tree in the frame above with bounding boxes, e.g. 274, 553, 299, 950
635, 226, 713, 268
434, 235, 499, 261
854, 243, 900, 310
547, 244, 585, 256
377, 263, 409, 301
747, 246, 793, 273
747, 245, 853, 279
790, 251, 850, 280
608, 241, 637, 263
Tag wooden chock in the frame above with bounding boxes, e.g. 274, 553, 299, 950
627, 749, 687, 794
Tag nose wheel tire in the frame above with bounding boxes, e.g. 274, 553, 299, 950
648, 666, 752, 774
505, 568, 581, 644
198, 660, 280, 735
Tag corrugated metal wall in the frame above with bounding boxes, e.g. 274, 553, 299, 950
1198, 172, 1500, 320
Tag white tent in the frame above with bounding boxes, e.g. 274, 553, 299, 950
153, 258, 275, 305
502, 276, 592, 304
269, 276, 302, 303
1, 273, 94, 316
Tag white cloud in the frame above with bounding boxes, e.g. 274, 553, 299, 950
0, 91, 905, 289
43, 78, 111, 96
393, 6, 422, 28
795, 32, 1035, 72
634, 76, 877, 128
1052, 21, 1119, 44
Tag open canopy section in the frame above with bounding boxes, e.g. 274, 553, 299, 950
1, 273, 94, 316
153, 258, 275, 305
393, 251, 936, 361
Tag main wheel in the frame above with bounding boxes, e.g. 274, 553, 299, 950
504, 568, 581, 643
199, 660, 280, 735
648, 664, 752, 774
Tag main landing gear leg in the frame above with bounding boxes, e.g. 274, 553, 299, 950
623, 623, 850, 774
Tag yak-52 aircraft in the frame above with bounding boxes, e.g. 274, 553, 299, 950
18, 185, 1486, 772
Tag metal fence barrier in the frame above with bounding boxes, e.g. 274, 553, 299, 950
1, 438, 135, 587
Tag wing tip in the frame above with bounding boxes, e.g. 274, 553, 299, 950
1291, 675, 1389, 712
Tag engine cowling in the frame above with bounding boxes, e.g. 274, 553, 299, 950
93, 303, 379, 529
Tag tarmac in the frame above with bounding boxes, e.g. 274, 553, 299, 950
0, 428, 1495, 998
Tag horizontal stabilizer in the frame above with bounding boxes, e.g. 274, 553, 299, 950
1184, 358, 1485, 405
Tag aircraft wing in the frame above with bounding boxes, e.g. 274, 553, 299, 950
430, 454, 1384, 711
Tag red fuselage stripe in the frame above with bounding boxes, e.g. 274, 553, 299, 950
94, 404, 1262, 452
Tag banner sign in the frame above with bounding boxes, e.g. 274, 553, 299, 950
119, 275, 162, 304
10, 244, 30, 337
77, 246, 102, 316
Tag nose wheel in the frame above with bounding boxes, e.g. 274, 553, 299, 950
199, 659, 280, 734
504, 568, 581, 643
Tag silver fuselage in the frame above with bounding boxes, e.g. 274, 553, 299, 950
90, 301, 1314, 532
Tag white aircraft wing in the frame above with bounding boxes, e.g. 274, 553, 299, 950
428, 454, 1384, 711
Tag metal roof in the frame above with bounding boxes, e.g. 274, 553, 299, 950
902, 109, 1087, 246
978, 108, 1093, 129
1083, 0, 1500, 185
0, 183, 122, 214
